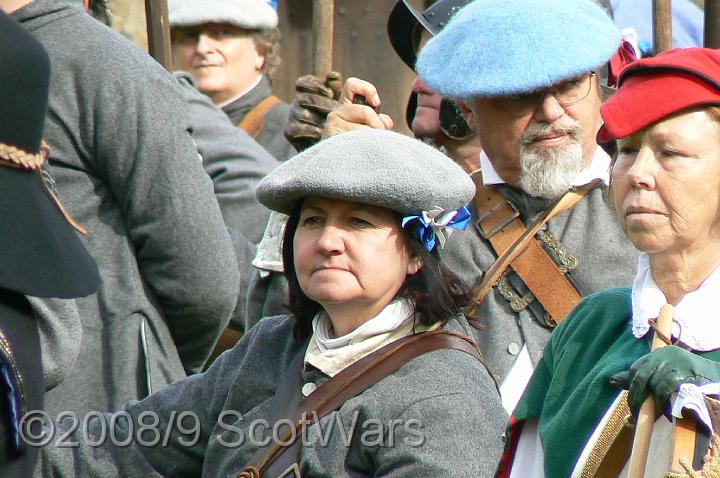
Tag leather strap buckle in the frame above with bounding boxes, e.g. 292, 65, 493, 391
475, 199, 520, 240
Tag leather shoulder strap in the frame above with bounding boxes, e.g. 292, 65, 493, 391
240, 329, 484, 477
467, 173, 597, 326
237, 95, 283, 139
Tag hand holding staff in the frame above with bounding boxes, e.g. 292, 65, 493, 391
626, 303, 675, 478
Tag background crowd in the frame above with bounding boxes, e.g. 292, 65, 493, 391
1, 0, 719, 476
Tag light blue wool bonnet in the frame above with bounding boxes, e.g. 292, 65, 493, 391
416, 0, 621, 99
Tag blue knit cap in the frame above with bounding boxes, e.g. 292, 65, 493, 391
416, 0, 621, 99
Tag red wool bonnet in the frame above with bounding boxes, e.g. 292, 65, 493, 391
598, 47, 720, 142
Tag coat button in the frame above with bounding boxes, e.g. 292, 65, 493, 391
302, 383, 317, 397
507, 342, 520, 356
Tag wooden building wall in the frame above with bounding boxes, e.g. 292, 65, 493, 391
273, 0, 424, 135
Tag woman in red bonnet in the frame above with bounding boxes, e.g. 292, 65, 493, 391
497, 47, 720, 477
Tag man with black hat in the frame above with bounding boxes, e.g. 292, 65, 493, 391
0, 10, 99, 476
1, 0, 241, 418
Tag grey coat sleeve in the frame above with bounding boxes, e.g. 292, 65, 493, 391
36, 321, 267, 478
227, 227, 258, 330
174, 72, 278, 244
26, 297, 82, 391
88, 63, 240, 373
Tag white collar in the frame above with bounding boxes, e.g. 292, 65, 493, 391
215, 74, 263, 108
311, 299, 414, 352
479, 146, 611, 187
631, 253, 720, 351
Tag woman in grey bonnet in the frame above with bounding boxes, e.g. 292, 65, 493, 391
39, 129, 506, 477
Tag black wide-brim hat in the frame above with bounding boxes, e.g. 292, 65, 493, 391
387, 0, 472, 70
0, 166, 99, 298
0, 11, 98, 298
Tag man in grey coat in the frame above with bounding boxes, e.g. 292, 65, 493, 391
3, 0, 241, 416
170, 0, 296, 162
414, 0, 638, 412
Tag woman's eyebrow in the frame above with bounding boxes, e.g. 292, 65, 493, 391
301, 204, 326, 214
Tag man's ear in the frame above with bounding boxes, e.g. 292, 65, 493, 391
82, 0, 89, 11
459, 102, 476, 130
254, 41, 266, 71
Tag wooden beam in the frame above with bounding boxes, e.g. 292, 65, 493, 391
145, 0, 173, 71
653, 0, 673, 54
312, 0, 334, 76
706, 0, 720, 48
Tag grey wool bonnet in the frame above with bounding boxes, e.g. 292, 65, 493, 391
169, 0, 278, 30
256, 129, 475, 216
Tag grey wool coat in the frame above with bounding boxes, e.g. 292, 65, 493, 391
175, 72, 278, 244
14, 0, 240, 416
440, 183, 639, 384
223, 76, 297, 162
38, 315, 507, 477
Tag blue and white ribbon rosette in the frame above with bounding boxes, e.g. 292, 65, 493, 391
401, 206, 472, 251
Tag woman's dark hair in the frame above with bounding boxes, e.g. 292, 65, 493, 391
282, 201, 470, 339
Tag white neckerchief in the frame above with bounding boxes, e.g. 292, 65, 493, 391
311, 299, 414, 352
215, 74, 263, 109
631, 252, 720, 351
305, 300, 438, 377
479, 146, 611, 187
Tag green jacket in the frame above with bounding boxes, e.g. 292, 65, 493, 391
39, 315, 507, 477
498, 288, 720, 477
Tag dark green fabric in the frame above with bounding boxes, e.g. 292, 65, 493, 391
612, 345, 720, 416
511, 287, 720, 477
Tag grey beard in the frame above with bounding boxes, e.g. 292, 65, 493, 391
518, 119, 584, 199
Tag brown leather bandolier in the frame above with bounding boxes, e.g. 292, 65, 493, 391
238, 329, 487, 478
466, 172, 600, 327
237, 95, 283, 139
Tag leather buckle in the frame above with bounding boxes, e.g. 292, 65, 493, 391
542, 313, 557, 329
475, 199, 520, 239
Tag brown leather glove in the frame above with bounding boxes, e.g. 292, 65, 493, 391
284, 71, 343, 151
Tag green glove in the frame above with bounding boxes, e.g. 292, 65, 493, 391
609, 345, 720, 418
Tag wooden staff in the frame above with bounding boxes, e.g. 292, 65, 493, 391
312, 0, 334, 76
652, 0, 673, 55
627, 303, 675, 478
145, 0, 173, 71
706, 0, 720, 48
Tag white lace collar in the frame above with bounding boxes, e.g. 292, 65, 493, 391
631, 252, 720, 351
311, 299, 415, 352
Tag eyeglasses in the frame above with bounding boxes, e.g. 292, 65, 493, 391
498, 72, 597, 114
